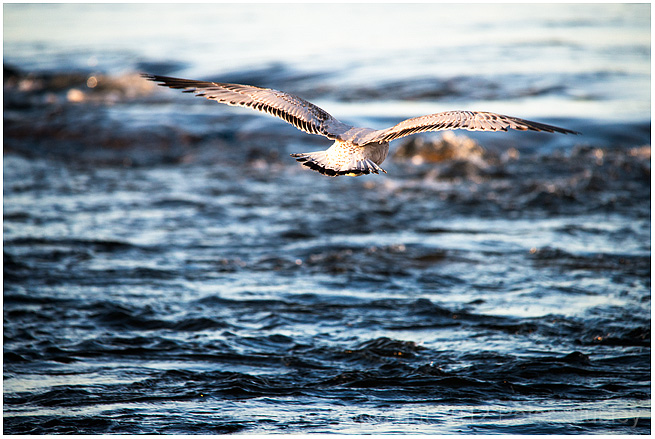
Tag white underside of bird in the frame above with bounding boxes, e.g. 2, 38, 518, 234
143, 74, 579, 177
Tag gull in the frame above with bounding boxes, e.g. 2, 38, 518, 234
143, 74, 579, 177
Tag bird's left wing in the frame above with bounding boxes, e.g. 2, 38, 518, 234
358, 110, 579, 144
142, 74, 352, 140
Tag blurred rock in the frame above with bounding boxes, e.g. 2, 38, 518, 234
393, 131, 485, 164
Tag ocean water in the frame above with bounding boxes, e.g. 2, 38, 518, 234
3, 3, 651, 434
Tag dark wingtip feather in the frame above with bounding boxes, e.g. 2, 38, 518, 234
518, 117, 581, 135
141, 73, 208, 90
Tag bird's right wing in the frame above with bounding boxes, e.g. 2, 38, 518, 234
142, 74, 352, 140
359, 110, 580, 144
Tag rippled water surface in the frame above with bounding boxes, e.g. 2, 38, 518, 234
3, 3, 651, 434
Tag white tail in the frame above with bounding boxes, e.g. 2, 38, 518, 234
291, 150, 386, 177
290, 141, 388, 177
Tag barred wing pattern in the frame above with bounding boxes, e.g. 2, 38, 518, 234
360, 111, 579, 144
142, 74, 352, 140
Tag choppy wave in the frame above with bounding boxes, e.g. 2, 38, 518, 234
4, 129, 650, 433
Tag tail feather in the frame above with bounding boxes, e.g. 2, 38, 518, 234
291, 151, 386, 177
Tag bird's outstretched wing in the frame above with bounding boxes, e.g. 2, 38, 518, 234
142, 74, 352, 140
359, 110, 579, 144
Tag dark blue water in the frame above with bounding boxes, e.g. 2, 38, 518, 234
3, 3, 651, 434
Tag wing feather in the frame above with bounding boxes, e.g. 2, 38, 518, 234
360, 110, 579, 144
142, 74, 351, 140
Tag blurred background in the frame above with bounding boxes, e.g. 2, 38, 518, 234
4, 3, 651, 434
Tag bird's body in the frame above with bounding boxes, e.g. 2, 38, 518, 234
143, 74, 578, 177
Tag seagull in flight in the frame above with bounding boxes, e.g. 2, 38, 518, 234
143, 74, 579, 177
